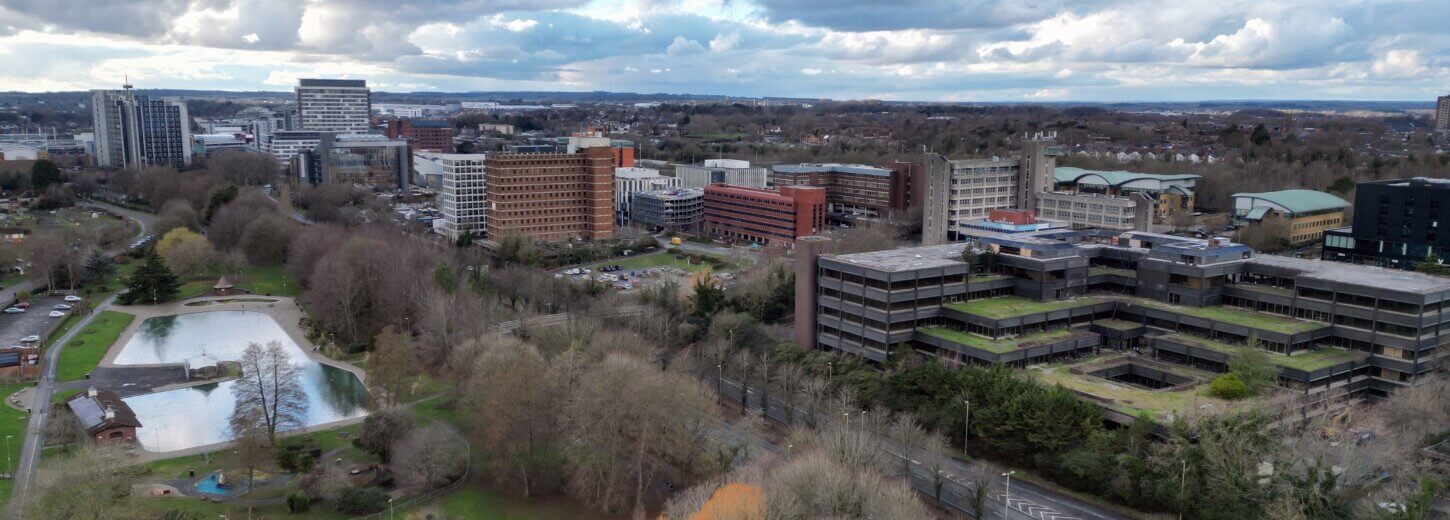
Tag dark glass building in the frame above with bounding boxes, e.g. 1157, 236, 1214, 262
1322, 178, 1450, 269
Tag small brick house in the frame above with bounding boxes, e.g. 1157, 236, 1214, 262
65, 388, 142, 443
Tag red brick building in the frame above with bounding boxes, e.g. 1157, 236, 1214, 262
485, 147, 615, 242
385, 119, 453, 152
0, 345, 39, 378
65, 388, 142, 444
703, 184, 826, 246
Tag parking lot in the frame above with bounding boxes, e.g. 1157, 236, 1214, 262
0, 295, 71, 347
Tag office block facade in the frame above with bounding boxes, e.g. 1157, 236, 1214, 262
1234, 190, 1348, 247
615, 167, 680, 224
385, 119, 453, 152
631, 188, 704, 232
676, 159, 769, 189
416, 153, 487, 241
1051, 167, 1198, 224
1324, 177, 1450, 269
922, 134, 1060, 245
485, 147, 615, 242
296, 134, 410, 190
1437, 94, 1450, 132
771, 162, 915, 220
703, 184, 825, 246
295, 79, 371, 134
798, 229, 1446, 403
91, 86, 192, 169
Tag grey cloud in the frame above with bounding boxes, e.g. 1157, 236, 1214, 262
752, 0, 1098, 31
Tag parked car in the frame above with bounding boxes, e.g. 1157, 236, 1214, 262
64, 295, 83, 303
53, 304, 73, 310
20, 335, 39, 343
13, 302, 30, 309
47, 310, 66, 318
3, 307, 23, 314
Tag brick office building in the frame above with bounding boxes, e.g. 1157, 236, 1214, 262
771, 162, 918, 220
485, 146, 615, 241
703, 184, 826, 246
385, 119, 454, 152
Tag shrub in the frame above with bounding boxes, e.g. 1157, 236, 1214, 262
335, 487, 389, 515
276, 445, 317, 473
16, 291, 29, 301
286, 491, 311, 513
1208, 374, 1251, 400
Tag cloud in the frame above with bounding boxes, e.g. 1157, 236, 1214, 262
666, 36, 705, 55
1026, 88, 1069, 99
709, 31, 740, 52
1370, 49, 1427, 79
753, 0, 1084, 31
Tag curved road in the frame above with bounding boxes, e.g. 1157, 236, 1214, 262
7, 201, 152, 519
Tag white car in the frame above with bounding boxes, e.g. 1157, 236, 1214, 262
47, 310, 66, 318
53, 304, 73, 310
64, 295, 82, 303
3, 307, 23, 314
20, 335, 39, 343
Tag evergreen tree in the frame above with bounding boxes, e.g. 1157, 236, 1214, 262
120, 250, 180, 304
82, 251, 116, 284
1250, 124, 1272, 146
30, 159, 62, 190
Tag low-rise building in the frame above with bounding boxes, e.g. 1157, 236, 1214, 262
676, 159, 768, 189
385, 119, 454, 152
1234, 190, 1348, 247
1052, 166, 1198, 224
632, 188, 704, 232
296, 134, 411, 190
1324, 177, 1450, 269
65, 388, 142, 444
770, 162, 917, 221
615, 167, 680, 224
796, 229, 1445, 422
1037, 191, 1151, 231
703, 184, 825, 246
958, 209, 1066, 235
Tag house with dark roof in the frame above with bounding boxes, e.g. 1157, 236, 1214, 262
65, 388, 141, 444
0, 345, 40, 377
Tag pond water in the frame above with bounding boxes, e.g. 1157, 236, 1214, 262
119, 311, 371, 452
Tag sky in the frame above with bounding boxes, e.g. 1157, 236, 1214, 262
0, 0, 1446, 102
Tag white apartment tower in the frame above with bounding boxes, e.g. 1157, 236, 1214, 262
295, 79, 371, 134
416, 153, 488, 241
90, 84, 192, 169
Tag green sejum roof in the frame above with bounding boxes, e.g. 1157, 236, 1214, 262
1232, 189, 1348, 216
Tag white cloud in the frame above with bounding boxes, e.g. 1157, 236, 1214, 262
1370, 49, 1427, 79
709, 31, 740, 52
1025, 88, 1069, 99
665, 36, 705, 55
801, 67, 823, 75
1054, 68, 1072, 78
241, 33, 260, 44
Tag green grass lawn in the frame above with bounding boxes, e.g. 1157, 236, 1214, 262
946, 296, 1103, 319
1092, 319, 1145, 331
587, 252, 724, 273
420, 486, 608, 520
55, 311, 135, 382
0, 383, 32, 510
1160, 333, 1366, 371
918, 327, 1077, 354
175, 264, 301, 301
1134, 298, 1325, 334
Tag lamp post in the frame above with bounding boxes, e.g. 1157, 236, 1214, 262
5, 434, 11, 474
1002, 470, 1016, 517
716, 363, 723, 395
962, 399, 970, 455
1178, 460, 1188, 520
389, 497, 394, 520
827, 361, 833, 382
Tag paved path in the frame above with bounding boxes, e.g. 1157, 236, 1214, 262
713, 376, 1124, 520
259, 187, 312, 225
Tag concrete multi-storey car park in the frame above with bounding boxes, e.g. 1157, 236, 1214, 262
797, 229, 1446, 418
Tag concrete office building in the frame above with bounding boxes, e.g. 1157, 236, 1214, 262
1037, 191, 1152, 231
1234, 190, 1349, 247
265, 130, 323, 167
1437, 94, 1450, 132
676, 159, 769, 189
632, 188, 704, 232
416, 153, 487, 241
703, 184, 826, 246
1052, 167, 1198, 224
385, 119, 453, 152
191, 134, 248, 157
771, 162, 917, 220
922, 133, 1060, 245
796, 229, 1446, 424
1324, 177, 1450, 269
484, 147, 615, 242
91, 85, 192, 169
296, 134, 410, 190
615, 167, 680, 224
295, 79, 371, 134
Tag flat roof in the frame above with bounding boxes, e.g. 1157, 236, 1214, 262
825, 243, 969, 272
1248, 254, 1450, 295
772, 163, 892, 177
1055, 166, 1200, 186
1232, 190, 1348, 215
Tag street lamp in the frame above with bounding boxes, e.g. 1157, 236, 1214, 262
716, 363, 723, 395
1178, 460, 1188, 520
5, 434, 12, 474
962, 399, 970, 455
1002, 471, 1017, 516
389, 497, 395, 520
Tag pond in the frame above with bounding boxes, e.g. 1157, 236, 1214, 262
119, 311, 371, 452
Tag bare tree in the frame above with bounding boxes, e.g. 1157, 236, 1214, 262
156, 227, 217, 278
888, 413, 927, 482
775, 364, 804, 427
210, 149, 279, 186
391, 423, 467, 490
30, 445, 140, 520
920, 433, 951, 507
461, 337, 563, 497
799, 376, 829, 429
367, 327, 422, 407
228, 408, 277, 520
231, 340, 307, 443
239, 214, 296, 265
22, 231, 66, 291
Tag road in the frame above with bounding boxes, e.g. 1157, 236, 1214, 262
654, 234, 760, 265
713, 376, 1123, 520
259, 187, 313, 225
7, 200, 151, 518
